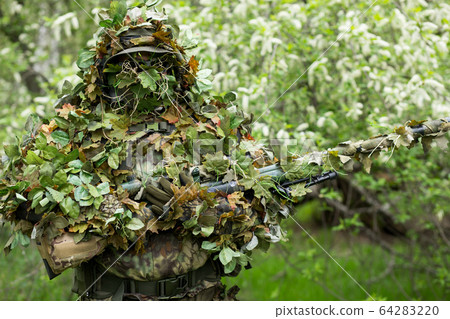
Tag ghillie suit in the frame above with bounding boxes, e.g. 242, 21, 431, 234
0, 2, 448, 300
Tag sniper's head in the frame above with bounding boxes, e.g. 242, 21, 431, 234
76, 2, 197, 114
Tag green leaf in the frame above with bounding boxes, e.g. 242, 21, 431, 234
93, 196, 104, 210
35, 133, 48, 150
51, 131, 70, 147
75, 132, 84, 143
24, 114, 40, 133
239, 177, 255, 189
15, 193, 27, 202
281, 160, 308, 180
230, 115, 244, 129
39, 162, 54, 177
68, 160, 84, 170
231, 149, 252, 169
196, 78, 213, 93
108, 152, 120, 169
79, 197, 94, 207
42, 146, 59, 160
61, 80, 73, 95
17, 231, 30, 247
97, 182, 110, 195
54, 117, 70, 130
203, 151, 229, 175
58, 183, 74, 195
39, 197, 50, 207
4, 144, 20, 158
115, 25, 130, 36
31, 190, 44, 209
65, 149, 79, 163
201, 241, 218, 251
25, 150, 44, 165
80, 171, 94, 185
116, 72, 136, 88
73, 232, 86, 244
224, 91, 237, 103
146, 0, 163, 7
105, 216, 116, 227
200, 104, 217, 117
52, 216, 69, 229
197, 69, 212, 79
219, 247, 234, 265
45, 187, 65, 203
99, 19, 113, 28
87, 184, 101, 198
76, 49, 96, 69
74, 186, 90, 201
185, 127, 198, 144
126, 218, 145, 230
88, 121, 103, 131
172, 141, 185, 156
223, 258, 237, 274
252, 177, 274, 199
60, 197, 80, 219
91, 150, 106, 162
110, 0, 127, 25
39, 175, 54, 188
68, 174, 82, 186
183, 217, 198, 229
200, 226, 214, 237
138, 69, 160, 91
53, 170, 68, 186
290, 183, 312, 198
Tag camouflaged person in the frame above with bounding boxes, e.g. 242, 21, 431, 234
51, 5, 277, 301
0, 2, 289, 301
69, 15, 234, 302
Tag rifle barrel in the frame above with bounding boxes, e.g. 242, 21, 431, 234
122, 117, 449, 196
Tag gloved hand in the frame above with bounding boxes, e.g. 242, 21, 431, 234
143, 172, 193, 216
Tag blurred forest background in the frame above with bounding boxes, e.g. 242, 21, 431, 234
0, 0, 449, 300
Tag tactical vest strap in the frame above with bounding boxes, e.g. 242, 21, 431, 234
74, 258, 220, 300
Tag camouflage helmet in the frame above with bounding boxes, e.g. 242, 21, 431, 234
76, 1, 194, 112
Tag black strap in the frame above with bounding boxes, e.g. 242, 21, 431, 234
122, 259, 219, 298
80, 258, 219, 300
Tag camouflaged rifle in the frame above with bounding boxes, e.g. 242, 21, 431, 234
121, 117, 450, 198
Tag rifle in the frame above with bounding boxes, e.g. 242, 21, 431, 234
121, 117, 449, 198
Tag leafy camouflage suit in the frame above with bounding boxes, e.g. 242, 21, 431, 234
0, 3, 285, 301
68, 7, 266, 301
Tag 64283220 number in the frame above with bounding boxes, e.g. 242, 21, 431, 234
379, 305, 439, 316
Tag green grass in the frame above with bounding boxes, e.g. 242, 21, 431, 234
223, 201, 448, 301
223, 238, 443, 301
223, 229, 447, 300
0, 228, 76, 301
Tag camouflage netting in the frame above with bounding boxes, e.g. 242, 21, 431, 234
0, 2, 448, 278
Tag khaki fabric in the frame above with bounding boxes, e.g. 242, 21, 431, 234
36, 232, 106, 275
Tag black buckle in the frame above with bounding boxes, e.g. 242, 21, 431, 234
177, 274, 189, 290
157, 274, 189, 298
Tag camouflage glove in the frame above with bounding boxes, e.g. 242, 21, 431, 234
144, 172, 193, 216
